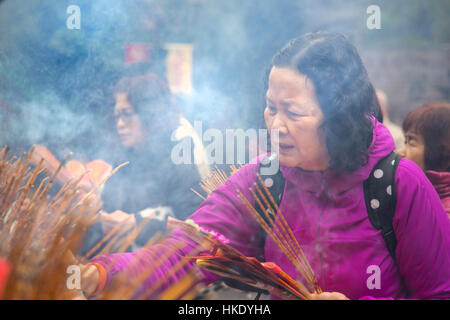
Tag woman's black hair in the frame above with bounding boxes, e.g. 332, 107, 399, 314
264, 32, 380, 173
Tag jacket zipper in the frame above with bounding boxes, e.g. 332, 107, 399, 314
317, 201, 326, 289
317, 174, 327, 290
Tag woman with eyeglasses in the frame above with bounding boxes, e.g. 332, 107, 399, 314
81, 73, 210, 255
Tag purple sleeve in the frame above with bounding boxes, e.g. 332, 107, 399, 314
89, 161, 263, 298
189, 161, 265, 257
361, 158, 450, 300
89, 229, 205, 299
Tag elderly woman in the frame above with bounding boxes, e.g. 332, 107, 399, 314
80, 32, 450, 300
398, 102, 450, 217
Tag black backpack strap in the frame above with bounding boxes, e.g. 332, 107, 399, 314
258, 154, 285, 214
222, 152, 401, 296
255, 154, 285, 259
363, 151, 401, 260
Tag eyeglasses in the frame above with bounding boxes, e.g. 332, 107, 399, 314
114, 110, 136, 123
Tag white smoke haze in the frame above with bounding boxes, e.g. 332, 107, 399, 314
0, 0, 448, 161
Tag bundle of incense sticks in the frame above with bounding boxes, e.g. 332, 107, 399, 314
0, 146, 206, 300
237, 174, 322, 296
190, 163, 321, 299
166, 217, 308, 299
190, 165, 241, 200
196, 253, 308, 299
0, 146, 100, 299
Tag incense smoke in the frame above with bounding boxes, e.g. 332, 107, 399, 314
0, 0, 448, 253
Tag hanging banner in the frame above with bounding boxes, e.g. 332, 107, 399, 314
124, 43, 151, 66
164, 43, 194, 95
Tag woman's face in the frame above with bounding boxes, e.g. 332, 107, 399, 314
264, 67, 330, 171
114, 93, 146, 148
397, 131, 426, 171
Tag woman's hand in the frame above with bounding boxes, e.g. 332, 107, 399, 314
80, 264, 100, 298
310, 291, 349, 300
99, 210, 136, 235
66, 264, 100, 300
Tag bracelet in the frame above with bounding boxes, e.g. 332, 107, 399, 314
84, 262, 107, 297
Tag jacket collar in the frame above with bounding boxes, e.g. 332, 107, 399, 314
426, 170, 450, 199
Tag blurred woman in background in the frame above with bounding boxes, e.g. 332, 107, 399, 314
82, 73, 210, 254
398, 102, 450, 217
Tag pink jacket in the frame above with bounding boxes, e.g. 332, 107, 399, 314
91, 121, 450, 299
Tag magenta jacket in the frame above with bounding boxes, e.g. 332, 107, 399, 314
91, 121, 450, 299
